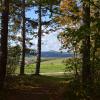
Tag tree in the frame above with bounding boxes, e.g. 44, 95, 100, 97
82, 0, 92, 88
35, 0, 42, 75
57, 0, 94, 87
8, 0, 33, 75
0, 0, 9, 89
34, 0, 60, 75
20, 0, 26, 75
90, 0, 100, 82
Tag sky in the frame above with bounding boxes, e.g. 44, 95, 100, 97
25, 7, 63, 52
31, 31, 62, 51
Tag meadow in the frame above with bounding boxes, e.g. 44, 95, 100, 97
15, 58, 67, 75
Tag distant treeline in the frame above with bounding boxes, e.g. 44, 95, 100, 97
41, 51, 74, 58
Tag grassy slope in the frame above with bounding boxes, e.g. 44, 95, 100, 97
16, 58, 66, 74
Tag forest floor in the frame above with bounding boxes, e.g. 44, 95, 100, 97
2, 75, 100, 100
6, 86, 64, 100
5, 75, 70, 100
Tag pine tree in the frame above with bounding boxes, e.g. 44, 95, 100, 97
20, 0, 26, 75
35, 0, 42, 75
82, 0, 92, 87
0, 0, 9, 89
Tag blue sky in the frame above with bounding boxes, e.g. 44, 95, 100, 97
26, 7, 62, 51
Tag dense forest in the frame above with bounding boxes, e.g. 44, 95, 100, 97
0, 0, 100, 100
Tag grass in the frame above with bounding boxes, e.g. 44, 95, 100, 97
16, 58, 66, 74
6, 74, 71, 90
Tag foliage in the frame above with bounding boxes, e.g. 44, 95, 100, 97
0, 0, 100, 99
63, 79, 95, 100
63, 58, 81, 74
7, 45, 21, 75
56, 0, 100, 82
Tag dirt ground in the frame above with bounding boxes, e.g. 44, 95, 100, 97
6, 87, 64, 100
4, 75, 68, 100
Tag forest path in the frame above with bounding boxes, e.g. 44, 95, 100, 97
6, 86, 64, 100
5, 75, 68, 100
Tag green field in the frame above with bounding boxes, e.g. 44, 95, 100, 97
16, 58, 66, 74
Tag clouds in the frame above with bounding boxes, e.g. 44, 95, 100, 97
41, 32, 61, 51
31, 32, 61, 51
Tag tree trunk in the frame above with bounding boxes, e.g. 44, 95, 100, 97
82, 0, 92, 90
92, 8, 100, 83
35, 1, 42, 75
74, 47, 79, 79
0, 0, 9, 89
20, 0, 26, 75
92, 36, 97, 82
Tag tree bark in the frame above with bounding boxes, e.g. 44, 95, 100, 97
20, 0, 26, 75
35, 1, 42, 75
0, 0, 9, 89
82, 0, 92, 89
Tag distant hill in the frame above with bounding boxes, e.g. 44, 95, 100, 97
41, 51, 74, 58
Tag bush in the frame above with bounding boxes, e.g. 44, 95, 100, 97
7, 45, 21, 75
63, 80, 94, 100
63, 58, 82, 77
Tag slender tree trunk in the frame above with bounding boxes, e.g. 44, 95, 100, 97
82, 36, 91, 83
74, 47, 78, 78
92, 35, 97, 81
35, 1, 42, 75
20, 0, 26, 75
0, 0, 9, 89
82, 0, 92, 91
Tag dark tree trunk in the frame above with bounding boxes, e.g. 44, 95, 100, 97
82, 36, 91, 83
92, 36, 97, 82
20, 0, 26, 75
74, 47, 79, 78
35, 1, 42, 75
0, 0, 9, 89
92, 9, 100, 83
82, 0, 92, 89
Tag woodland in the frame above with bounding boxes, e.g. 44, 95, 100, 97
0, 0, 100, 100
